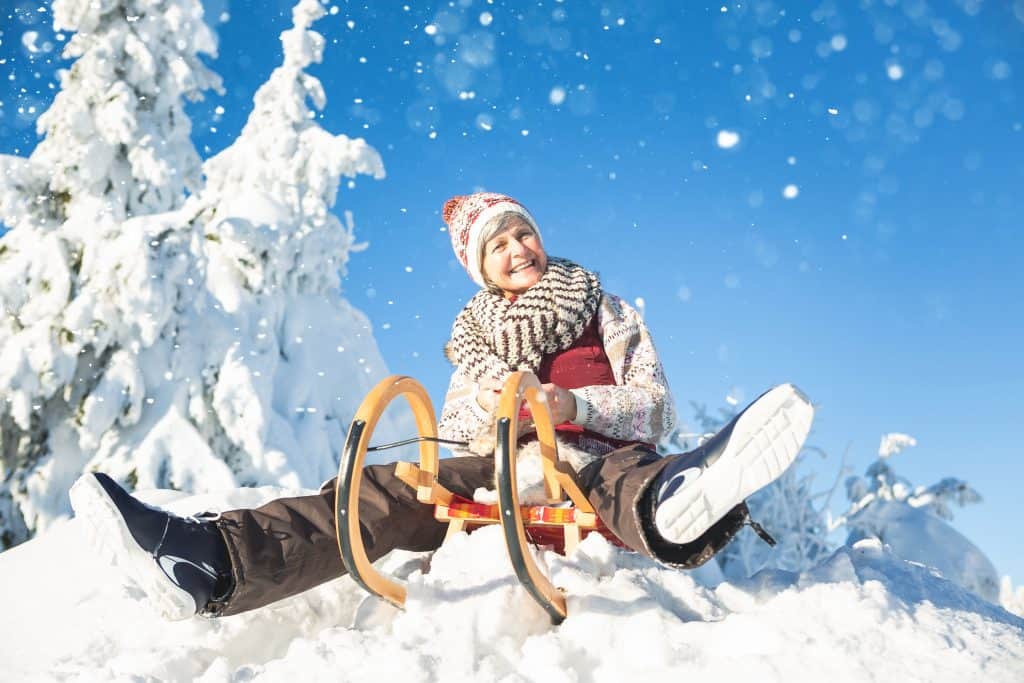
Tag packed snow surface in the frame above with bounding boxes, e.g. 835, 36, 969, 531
2, 487, 1022, 682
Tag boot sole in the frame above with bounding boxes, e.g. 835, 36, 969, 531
69, 474, 197, 621
654, 383, 815, 545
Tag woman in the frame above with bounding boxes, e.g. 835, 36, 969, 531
71, 192, 814, 621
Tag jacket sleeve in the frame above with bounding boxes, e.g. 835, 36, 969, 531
568, 295, 677, 445
437, 364, 497, 455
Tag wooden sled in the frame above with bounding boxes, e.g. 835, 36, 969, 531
333, 372, 619, 624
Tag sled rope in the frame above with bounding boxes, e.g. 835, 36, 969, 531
366, 436, 469, 452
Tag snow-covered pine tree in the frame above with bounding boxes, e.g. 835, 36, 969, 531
0, 0, 222, 547
0, 0, 400, 549
832, 433, 1000, 602
0, 0, 222, 229
179, 0, 404, 491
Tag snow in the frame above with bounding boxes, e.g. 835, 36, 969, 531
1002, 577, 1024, 616
879, 432, 917, 458
2, 1, 1023, 677
990, 61, 1013, 80
21, 30, 42, 53
834, 435, 998, 602
1, 491, 1022, 681
716, 129, 740, 149
846, 500, 1000, 602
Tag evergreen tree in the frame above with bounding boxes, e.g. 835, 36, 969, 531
0, 0, 221, 548
1, 0, 221, 228
0, 0, 397, 548
181, 0, 398, 491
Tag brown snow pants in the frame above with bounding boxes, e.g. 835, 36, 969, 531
210, 444, 748, 617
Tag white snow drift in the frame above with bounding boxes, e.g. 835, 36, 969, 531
0, 486, 1021, 682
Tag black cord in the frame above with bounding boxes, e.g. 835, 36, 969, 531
365, 435, 469, 452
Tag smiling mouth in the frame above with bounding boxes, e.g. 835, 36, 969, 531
509, 261, 535, 275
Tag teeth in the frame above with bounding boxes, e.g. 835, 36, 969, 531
510, 261, 533, 274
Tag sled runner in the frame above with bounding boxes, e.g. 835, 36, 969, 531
334, 372, 616, 624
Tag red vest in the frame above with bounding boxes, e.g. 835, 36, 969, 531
528, 316, 639, 452
537, 316, 617, 389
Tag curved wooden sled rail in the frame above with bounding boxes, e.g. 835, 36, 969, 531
334, 375, 442, 609
495, 371, 598, 624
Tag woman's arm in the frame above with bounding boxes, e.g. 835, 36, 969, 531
568, 295, 677, 444
437, 365, 499, 455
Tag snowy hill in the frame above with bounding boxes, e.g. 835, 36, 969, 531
2, 487, 1021, 682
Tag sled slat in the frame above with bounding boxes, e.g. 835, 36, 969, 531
394, 461, 454, 506
495, 373, 570, 624
335, 376, 442, 610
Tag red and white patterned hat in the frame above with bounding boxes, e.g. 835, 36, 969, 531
443, 192, 541, 287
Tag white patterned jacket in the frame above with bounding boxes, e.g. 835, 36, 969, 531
437, 293, 677, 473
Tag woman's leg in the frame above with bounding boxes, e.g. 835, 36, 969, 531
72, 457, 495, 620
577, 384, 813, 568
576, 445, 752, 569
212, 456, 494, 616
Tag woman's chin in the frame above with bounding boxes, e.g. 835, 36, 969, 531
509, 272, 541, 292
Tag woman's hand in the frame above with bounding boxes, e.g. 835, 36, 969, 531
540, 383, 577, 424
477, 377, 576, 424
475, 376, 504, 413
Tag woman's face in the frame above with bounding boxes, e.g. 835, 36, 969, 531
481, 217, 548, 296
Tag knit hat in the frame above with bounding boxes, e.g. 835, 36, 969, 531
443, 192, 541, 287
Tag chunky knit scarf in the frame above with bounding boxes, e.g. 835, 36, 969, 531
445, 258, 602, 382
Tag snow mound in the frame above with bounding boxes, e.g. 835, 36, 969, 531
2, 488, 1022, 681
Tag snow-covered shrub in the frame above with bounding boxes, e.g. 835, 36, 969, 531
669, 400, 1003, 606
832, 433, 1000, 602
999, 576, 1024, 618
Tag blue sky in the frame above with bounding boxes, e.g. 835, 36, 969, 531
2, 1, 1022, 580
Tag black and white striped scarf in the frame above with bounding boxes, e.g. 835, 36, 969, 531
445, 258, 602, 382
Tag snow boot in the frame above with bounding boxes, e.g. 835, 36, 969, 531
652, 383, 814, 545
70, 472, 233, 620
